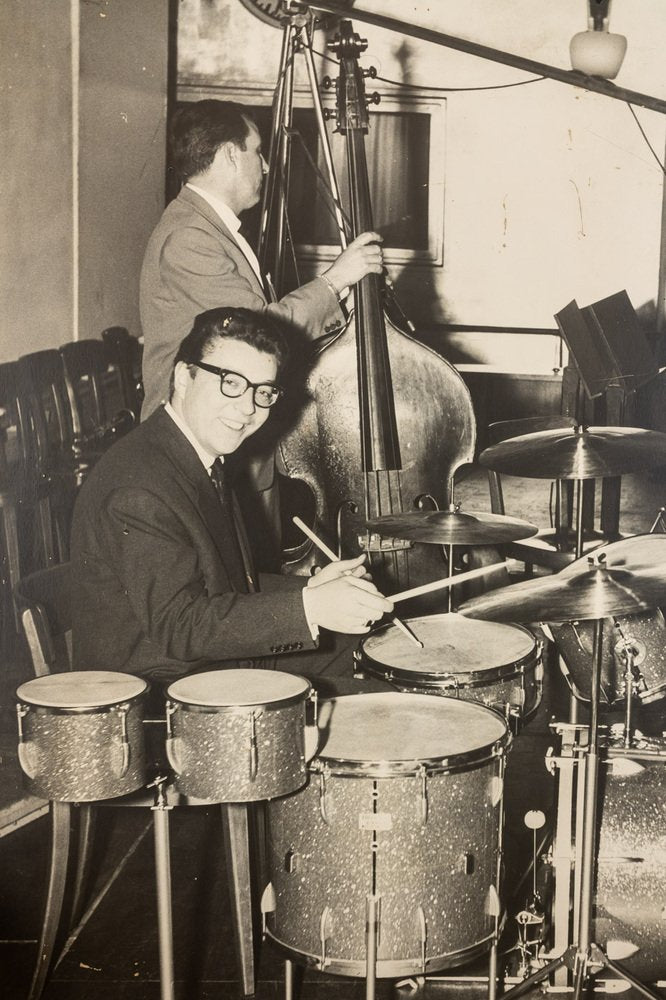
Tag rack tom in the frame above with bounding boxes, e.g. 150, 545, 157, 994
16, 671, 148, 801
265, 692, 510, 976
165, 669, 314, 802
356, 613, 542, 725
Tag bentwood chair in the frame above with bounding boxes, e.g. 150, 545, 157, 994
15, 564, 257, 1000
59, 339, 135, 455
101, 327, 144, 422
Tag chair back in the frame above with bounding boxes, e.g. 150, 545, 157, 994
15, 563, 72, 676
17, 350, 75, 478
101, 327, 144, 421
60, 339, 134, 446
0, 361, 28, 489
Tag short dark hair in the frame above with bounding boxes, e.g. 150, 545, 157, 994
170, 100, 254, 182
170, 307, 289, 398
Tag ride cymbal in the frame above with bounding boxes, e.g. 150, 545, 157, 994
479, 425, 666, 480
365, 508, 538, 545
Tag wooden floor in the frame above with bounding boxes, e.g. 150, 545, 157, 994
1, 463, 665, 1000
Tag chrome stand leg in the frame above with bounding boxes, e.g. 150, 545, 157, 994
152, 791, 175, 1000
285, 957, 295, 1000
365, 894, 379, 1000
487, 936, 498, 1000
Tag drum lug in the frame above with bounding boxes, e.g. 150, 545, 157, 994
248, 710, 263, 782
319, 906, 332, 967
284, 848, 300, 873
460, 851, 475, 875
416, 905, 427, 972
111, 704, 131, 778
164, 701, 182, 775
16, 705, 38, 779
418, 764, 428, 825
318, 767, 330, 824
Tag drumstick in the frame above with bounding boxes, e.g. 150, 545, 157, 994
292, 517, 424, 648
389, 561, 508, 604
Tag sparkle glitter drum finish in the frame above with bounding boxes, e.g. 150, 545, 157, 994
265, 692, 511, 977
356, 613, 542, 727
593, 750, 666, 980
550, 609, 666, 707
15, 671, 148, 801
165, 669, 314, 802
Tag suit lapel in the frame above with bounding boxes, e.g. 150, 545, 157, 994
148, 409, 249, 592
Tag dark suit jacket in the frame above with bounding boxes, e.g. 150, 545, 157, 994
70, 408, 316, 682
139, 186, 345, 419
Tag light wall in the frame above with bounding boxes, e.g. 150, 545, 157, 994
0, 0, 170, 362
177, 0, 666, 368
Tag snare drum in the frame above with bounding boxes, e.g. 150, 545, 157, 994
265, 692, 511, 977
356, 613, 542, 724
16, 671, 148, 801
165, 669, 314, 802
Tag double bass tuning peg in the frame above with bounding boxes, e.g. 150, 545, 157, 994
362, 66, 377, 79
366, 92, 381, 107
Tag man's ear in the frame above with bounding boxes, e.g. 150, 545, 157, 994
172, 361, 192, 400
215, 140, 238, 171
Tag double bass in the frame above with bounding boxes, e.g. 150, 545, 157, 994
278, 20, 476, 598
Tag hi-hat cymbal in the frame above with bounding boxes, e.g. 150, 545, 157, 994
458, 554, 666, 623
562, 532, 666, 576
479, 425, 666, 480
365, 508, 538, 545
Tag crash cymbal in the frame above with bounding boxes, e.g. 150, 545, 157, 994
365, 507, 538, 545
479, 425, 666, 480
458, 556, 666, 623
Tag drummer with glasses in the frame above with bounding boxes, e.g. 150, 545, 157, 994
70, 306, 394, 693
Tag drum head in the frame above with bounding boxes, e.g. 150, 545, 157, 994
167, 668, 310, 707
317, 692, 508, 766
17, 671, 147, 709
363, 613, 534, 676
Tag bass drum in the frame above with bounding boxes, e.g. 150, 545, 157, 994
264, 693, 510, 977
594, 750, 666, 979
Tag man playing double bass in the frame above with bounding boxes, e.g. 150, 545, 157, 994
140, 101, 383, 551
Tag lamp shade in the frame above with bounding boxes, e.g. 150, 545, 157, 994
570, 2, 627, 80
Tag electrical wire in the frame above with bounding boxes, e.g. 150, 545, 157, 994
626, 102, 666, 175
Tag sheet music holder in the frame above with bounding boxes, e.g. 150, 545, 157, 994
555, 290, 658, 399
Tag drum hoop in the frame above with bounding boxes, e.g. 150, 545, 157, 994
17, 695, 144, 715
167, 689, 309, 713
361, 625, 538, 687
312, 728, 511, 778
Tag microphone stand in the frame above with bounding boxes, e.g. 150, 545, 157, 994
498, 617, 662, 1000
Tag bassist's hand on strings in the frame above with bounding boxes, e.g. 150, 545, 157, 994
323, 231, 384, 294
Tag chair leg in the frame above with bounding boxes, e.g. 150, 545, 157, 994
70, 804, 95, 928
36, 498, 56, 567
221, 803, 255, 996
1, 499, 21, 632
28, 801, 71, 1000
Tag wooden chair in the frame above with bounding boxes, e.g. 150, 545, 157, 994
101, 327, 144, 422
17, 351, 90, 560
59, 340, 134, 454
14, 564, 257, 1000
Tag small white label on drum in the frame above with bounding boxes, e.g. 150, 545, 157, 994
359, 812, 392, 831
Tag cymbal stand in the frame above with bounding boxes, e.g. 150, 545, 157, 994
257, 3, 347, 295
498, 616, 662, 1000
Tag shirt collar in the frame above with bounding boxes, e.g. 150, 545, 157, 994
164, 401, 220, 473
186, 183, 241, 234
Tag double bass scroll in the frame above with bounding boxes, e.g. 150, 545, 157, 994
278, 19, 476, 601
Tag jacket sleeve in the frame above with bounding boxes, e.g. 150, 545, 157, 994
160, 225, 346, 341
99, 485, 317, 663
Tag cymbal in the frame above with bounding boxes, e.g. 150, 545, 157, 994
365, 508, 538, 545
479, 425, 666, 480
458, 554, 666, 623
562, 532, 666, 577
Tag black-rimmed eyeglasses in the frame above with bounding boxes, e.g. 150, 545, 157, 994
193, 361, 283, 409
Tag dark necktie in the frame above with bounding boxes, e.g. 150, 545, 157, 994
209, 458, 256, 593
